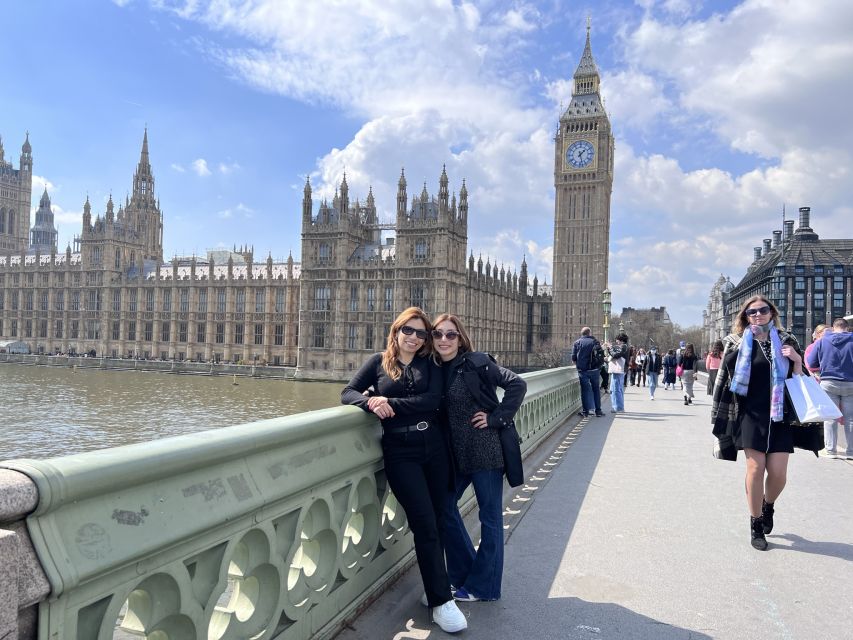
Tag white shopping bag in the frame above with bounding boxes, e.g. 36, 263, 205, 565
785, 375, 843, 423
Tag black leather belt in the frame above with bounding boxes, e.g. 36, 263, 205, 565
383, 421, 431, 435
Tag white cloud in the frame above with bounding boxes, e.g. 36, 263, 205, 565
216, 202, 253, 219
31, 175, 56, 195
171, 163, 186, 172
218, 161, 240, 174
192, 158, 211, 176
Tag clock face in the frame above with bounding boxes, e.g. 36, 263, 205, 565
566, 139, 595, 169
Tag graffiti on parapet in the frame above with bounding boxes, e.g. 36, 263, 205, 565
111, 507, 150, 526
182, 478, 227, 501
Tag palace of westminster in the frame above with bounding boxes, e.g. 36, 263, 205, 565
0, 32, 615, 379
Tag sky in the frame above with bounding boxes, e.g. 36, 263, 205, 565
1, 0, 851, 328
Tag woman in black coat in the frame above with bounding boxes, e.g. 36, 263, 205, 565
711, 295, 820, 551
432, 313, 526, 602
341, 307, 467, 632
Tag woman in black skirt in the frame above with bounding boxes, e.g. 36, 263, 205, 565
711, 295, 809, 550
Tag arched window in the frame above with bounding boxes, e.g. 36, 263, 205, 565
0, 208, 6, 233
130, 251, 136, 265
115, 249, 121, 270
8, 211, 14, 234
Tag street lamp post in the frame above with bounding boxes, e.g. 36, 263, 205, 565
602, 289, 611, 343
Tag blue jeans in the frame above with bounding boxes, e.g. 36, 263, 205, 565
578, 369, 601, 413
648, 372, 659, 397
443, 468, 504, 600
610, 373, 625, 411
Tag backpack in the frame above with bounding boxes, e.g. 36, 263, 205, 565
590, 342, 606, 370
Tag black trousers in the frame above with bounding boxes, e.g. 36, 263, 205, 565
382, 426, 453, 607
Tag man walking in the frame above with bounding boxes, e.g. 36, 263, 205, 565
806, 317, 853, 459
572, 327, 605, 417
646, 346, 663, 400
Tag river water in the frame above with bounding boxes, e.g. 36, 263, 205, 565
0, 364, 345, 460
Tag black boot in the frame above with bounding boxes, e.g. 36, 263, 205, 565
688, 396, 692, 404
751, 516, 768, 550
684, 395, 689, 405
762, 499, 775, 534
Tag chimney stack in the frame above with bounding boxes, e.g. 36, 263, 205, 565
763, 239, 772, 255
772, 230, 782, 249
798, 206, 811, 229
754, 247, 762, 261
783, 219, 794, 240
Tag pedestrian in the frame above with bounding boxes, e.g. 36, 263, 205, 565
628, 346, 638, 387
711, 295, 822, 551
605, 333, 629, 413
432, 313, 526, 602
805, 317, 853, 459
676, 341, 686, 389
341, 307, 467, 633
646, 346, 663, 399
662, 349, 677, 390
600, 360, 610, 393
571, 327, 605, 417
636, 348, 648, 387
804, 324, 827, 379
678, 343, 698, 405
706, 340, 723, 395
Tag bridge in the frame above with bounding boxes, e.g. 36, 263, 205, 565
2, 369, 851, 639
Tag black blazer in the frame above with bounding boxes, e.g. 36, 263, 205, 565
645, 352, 663, 374
452, 351, 527, 486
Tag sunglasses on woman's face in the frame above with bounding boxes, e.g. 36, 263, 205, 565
432, 329, 459, 341
745, 305, 771, 317
400, 325, 429, 340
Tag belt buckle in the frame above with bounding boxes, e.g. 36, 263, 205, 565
415, 421, 429, 431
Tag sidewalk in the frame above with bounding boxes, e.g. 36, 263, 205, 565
338, 380, 853, 639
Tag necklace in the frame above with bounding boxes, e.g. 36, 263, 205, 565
757, 338, 772, 362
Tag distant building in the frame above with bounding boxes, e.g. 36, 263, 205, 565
620, 306, 672, 327
0, 132, 551, 377
703, 275, 734, 346
723, 207, 853, 347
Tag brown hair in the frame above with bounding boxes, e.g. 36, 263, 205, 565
431, 313, 474, 359
711, 340, 724, 357
683, 343, 695, 358
381, 307, 433, 381
732, 295, 782, 335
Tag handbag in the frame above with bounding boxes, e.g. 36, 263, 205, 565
676, 365, 684, 377
500, 423, 524, 487
784, 375, 843, 423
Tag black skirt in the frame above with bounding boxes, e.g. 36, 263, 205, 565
735, 342, 794, 454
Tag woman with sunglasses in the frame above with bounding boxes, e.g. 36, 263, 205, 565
431, 313, 526, 602
711, 295, 822, 550
341, 307, 467, 633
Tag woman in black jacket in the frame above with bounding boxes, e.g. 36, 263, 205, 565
341, 307, 467, 633
432, 313, 526, 602
711, 295, 819, 551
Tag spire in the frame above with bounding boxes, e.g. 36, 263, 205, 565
22, 131, 31, 154
439, 164, 449, 217
132, 128, 155, 203
397, 168, 408, 220
0, 134, 4, 162
40, 187, 50, 207
572, 20, 601, 96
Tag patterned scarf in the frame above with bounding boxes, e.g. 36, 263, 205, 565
729, 325, 787, 421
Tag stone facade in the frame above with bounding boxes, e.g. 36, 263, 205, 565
552, 26, 613, 348
0, 133, 549, 378
720, 207, 853, 347
0, 134, 33, 256
702, 275, 734, 347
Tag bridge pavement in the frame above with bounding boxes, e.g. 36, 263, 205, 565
337, 377, 853, 640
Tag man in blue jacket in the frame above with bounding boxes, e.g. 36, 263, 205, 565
572, 327, 604, 417
806, 317, 853, 459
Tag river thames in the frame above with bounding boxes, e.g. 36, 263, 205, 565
0, 364, 345, 460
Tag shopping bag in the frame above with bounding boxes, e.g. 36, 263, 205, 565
784, 375, 843, 423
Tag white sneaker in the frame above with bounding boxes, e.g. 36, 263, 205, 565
433, 600, 467, 633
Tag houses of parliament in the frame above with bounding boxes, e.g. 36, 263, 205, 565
0, 30, 612, 379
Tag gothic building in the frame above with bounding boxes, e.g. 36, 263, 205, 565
0, 132, 550, 378
0, 134, 33, 255
552, 25, 614, 347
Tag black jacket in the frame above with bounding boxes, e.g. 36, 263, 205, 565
448, 351, 527, 486
645, 352, 663, 374
571, 335, 600, 371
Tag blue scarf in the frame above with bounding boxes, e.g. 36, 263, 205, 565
729, 325, 787, 421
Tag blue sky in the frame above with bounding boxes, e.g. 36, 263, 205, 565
1, 0, 851, 327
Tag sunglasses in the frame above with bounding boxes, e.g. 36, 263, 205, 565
432, 329, 460, 341
745, 305, 771, 317
400, 325, 429, 340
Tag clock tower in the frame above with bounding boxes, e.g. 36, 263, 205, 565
552, 24, 613, 348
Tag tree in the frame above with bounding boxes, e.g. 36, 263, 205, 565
532, 339, 568, 369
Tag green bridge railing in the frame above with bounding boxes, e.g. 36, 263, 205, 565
0, 366, 580, 640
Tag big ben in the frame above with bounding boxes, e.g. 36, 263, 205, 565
553, 25, 613, 348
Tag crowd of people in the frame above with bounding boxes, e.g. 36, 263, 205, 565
337, 301, 849, 634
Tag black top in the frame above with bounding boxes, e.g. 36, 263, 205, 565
341, 353, 442, 428
446, 374, 503, 474
678, 353, 697, 370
